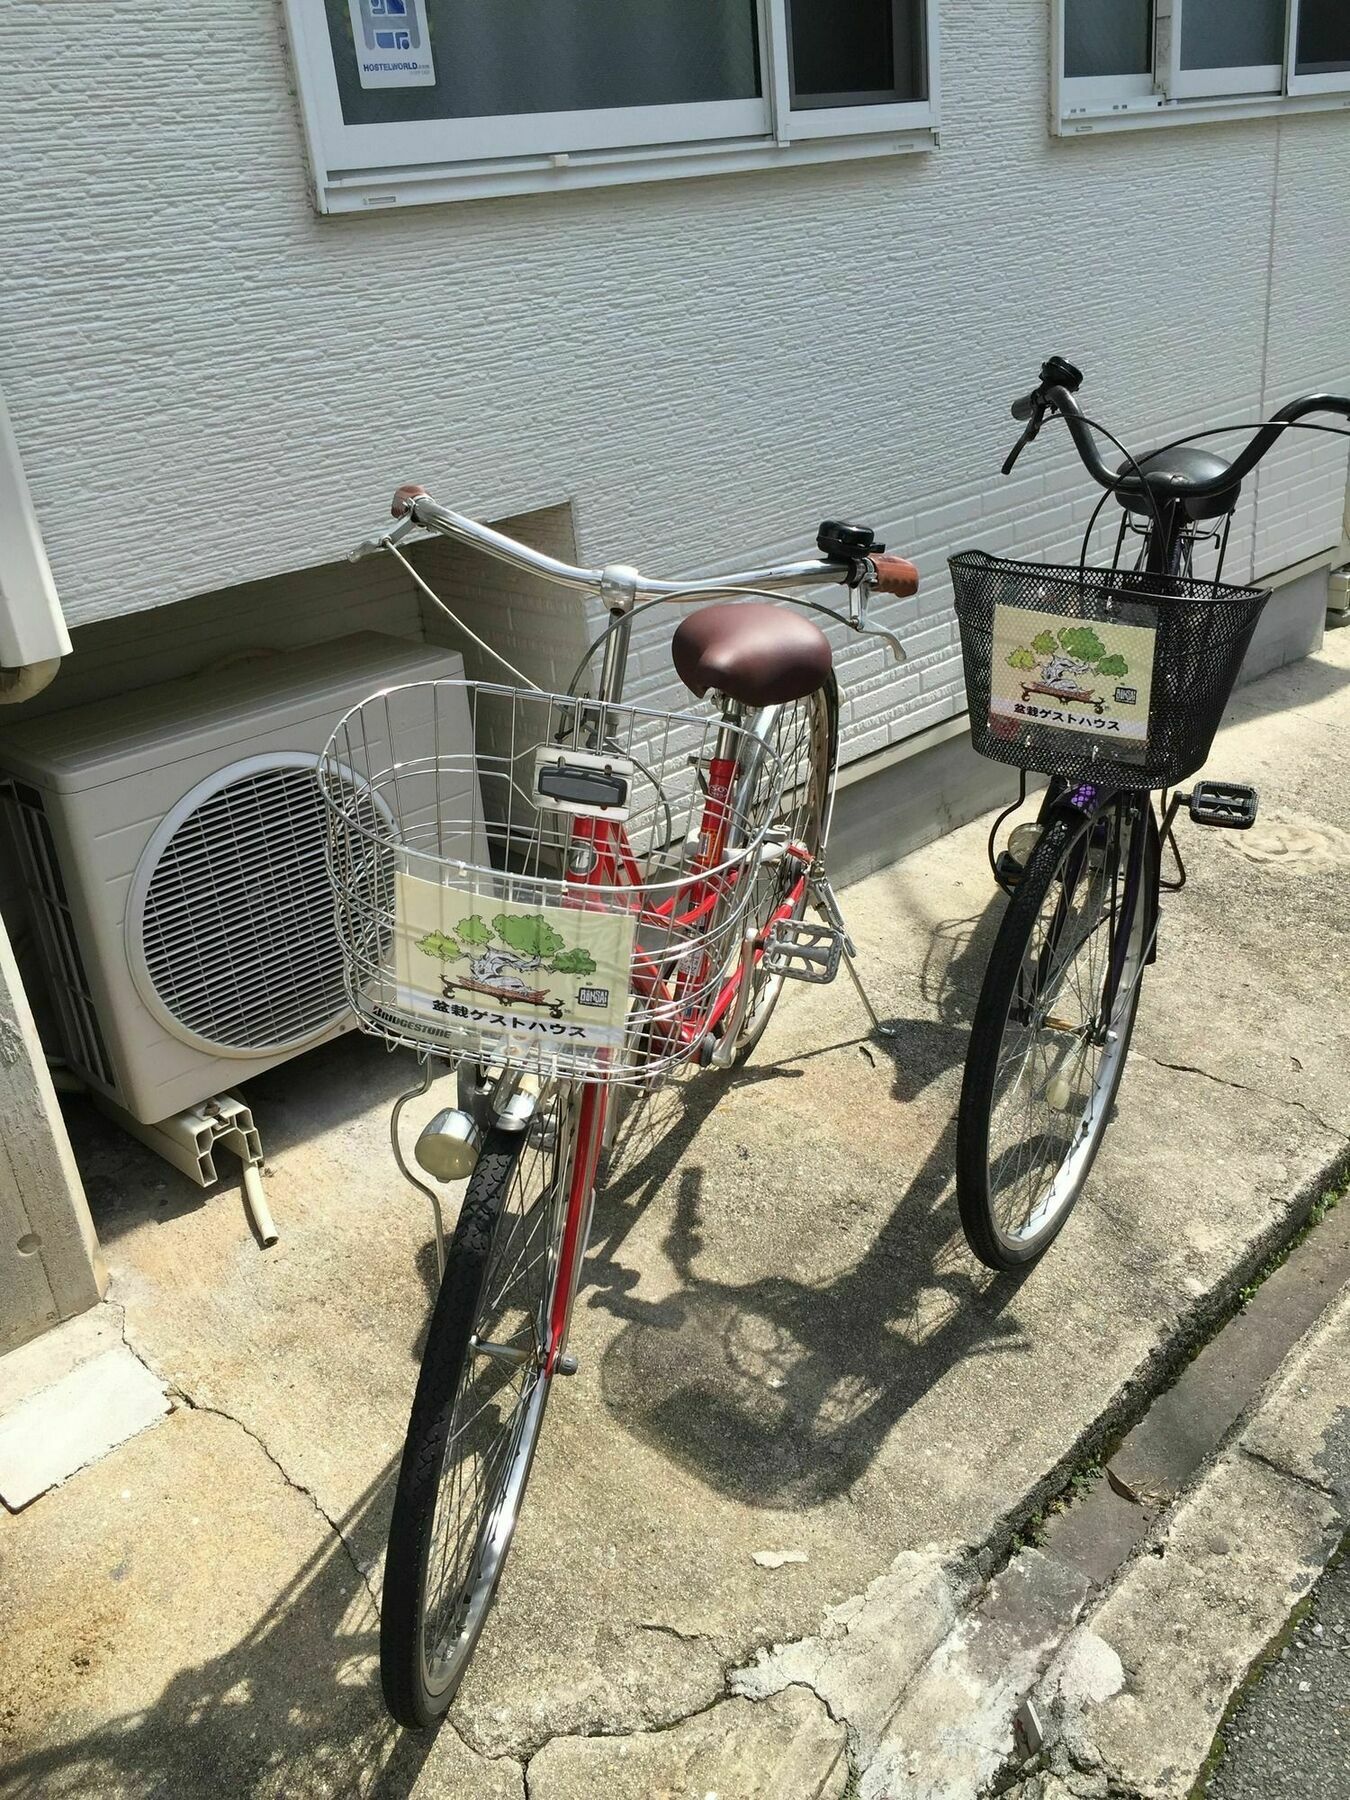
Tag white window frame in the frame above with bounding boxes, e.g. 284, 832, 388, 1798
1053, 0, 1158, 123
1052, 0, 1350, 134
1054, 0, 1154, 116
283, 0, 940, 213
1155, 0, 1282, 100
762, 0, 938, 142
1287, 0, 1350, 95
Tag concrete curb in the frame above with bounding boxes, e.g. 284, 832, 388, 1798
1004, 1284, 1350, 1800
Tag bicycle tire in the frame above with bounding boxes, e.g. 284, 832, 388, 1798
380, 1104, 569, 1727
729, 679, 837, 1063
956, 801, 1154, 1269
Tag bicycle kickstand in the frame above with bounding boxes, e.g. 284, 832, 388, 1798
810, 876, 896, 1040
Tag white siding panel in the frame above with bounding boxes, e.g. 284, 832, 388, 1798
1, 0, 1347, 767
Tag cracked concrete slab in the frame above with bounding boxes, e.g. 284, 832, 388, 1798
857, 1550, 1091, 1800
1135, 647, 1350, 1147
1240, 1286, 1350, 1503
1028, 1455, 1342, 1800
0, 1407, 522, 1799
525, 1685, 849, 1800
0, 1343, 168, 1510
6, 631, 1347, 1792
731, 1548, 973, 1765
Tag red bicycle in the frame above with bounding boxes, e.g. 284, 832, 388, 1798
321, 487, 918, 1727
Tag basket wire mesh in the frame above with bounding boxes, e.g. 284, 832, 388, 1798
949, 551, 1270, 789
320, 680, 786, 1087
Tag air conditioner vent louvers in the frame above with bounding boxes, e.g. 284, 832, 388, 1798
1, 782, 115, 1087
137, 761, 353, 1053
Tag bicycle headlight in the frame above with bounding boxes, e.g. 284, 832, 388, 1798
415, 1109, 481, 1182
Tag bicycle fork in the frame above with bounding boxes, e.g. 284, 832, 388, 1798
545, 1083, 607, 1377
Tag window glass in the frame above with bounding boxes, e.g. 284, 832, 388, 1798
1295, 0, 1350, 74
328, 0, 762, 126
1181, 0, 1283, 69
788, 0, 925, 106
1064, 0, 1152, 78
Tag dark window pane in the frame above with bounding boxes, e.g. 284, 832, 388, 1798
1296, 0, 1350, 74
329, 0, 761, 127
1065, 0, 1152, 78
788, 0, 925, 107
1181, 0, 1282, 70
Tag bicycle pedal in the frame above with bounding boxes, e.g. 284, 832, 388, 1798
763, 918, 844, 985
1187, 780, 1259, 830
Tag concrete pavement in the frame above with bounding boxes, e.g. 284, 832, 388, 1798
2, 629, 1348, 1798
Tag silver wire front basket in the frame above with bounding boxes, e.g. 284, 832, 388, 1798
320, 680, 786, 1087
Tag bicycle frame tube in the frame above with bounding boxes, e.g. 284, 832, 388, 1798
544, 692, 819, 1360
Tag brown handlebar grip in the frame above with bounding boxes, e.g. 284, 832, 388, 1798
392, 483, 429, 518
869, 554, 920, 598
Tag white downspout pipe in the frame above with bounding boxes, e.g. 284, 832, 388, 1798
0, 384, 71, 703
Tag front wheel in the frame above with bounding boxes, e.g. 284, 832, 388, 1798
956, 800, 1154, 1269
380, 1084, 575, 1727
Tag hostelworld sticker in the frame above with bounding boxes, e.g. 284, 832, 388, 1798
989, 604, 1157, 747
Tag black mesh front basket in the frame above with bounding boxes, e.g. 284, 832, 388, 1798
950, 552, 1270, 790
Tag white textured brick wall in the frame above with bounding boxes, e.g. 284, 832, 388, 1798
14, 552, 422, 719
1, 0, 1347, 768
410, 506, 591, 695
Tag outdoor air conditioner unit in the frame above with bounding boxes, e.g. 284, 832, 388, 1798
0, 632, 467, 1171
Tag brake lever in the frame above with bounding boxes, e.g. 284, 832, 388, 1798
862, 619, 908, 665
349, 514, 421, 561
1002, 400, 1047, 476
846, 569, 908, 664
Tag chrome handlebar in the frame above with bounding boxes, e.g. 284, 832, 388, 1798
353, 489, 909, 663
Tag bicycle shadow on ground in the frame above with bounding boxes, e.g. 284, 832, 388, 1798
1, 1463, 445, 1800
587, 894, 1033, 1510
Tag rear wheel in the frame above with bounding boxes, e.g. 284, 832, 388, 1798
380, 1084, 575, 1727
728, 680, 836, 1064
956, 800, 1154, 1269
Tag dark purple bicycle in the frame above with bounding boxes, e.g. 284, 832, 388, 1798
948, 357, 1350, 1269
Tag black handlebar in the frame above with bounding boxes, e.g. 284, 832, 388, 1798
1006, 356, 1350, 504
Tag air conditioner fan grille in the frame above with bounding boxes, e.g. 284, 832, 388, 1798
138, 760, 350, 1053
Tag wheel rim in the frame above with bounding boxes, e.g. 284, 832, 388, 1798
417, 1090, 569, 1701
733, 689, 830, 1050
984, 810, 1146, 1250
